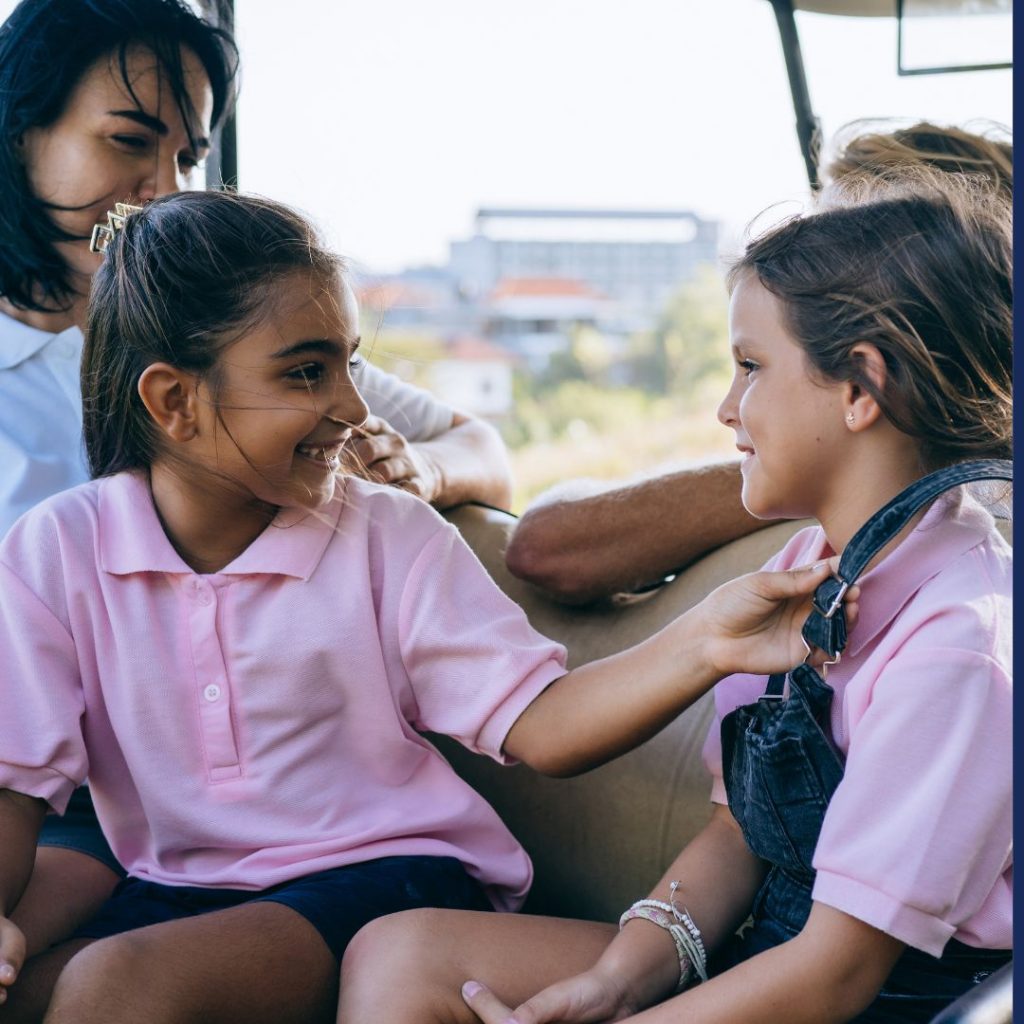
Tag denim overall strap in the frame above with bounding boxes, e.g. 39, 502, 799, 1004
802, 459, 1012, 659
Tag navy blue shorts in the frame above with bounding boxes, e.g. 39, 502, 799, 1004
38, 786, 125, 877
71, 855, 492, 961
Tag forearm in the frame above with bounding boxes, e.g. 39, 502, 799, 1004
629, 903, 904, 1024
505, 558, 841, 776
506, 461, 765, 604
416, 413, 513, 511
505, 607, 718, 775
0, 791, 45, 916
596, 808, 767, 1012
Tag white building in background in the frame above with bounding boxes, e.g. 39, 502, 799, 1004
356, 207, 720, 382
485, 277, 610, 373
428, 337, 515, 419
449, 207, 719, 331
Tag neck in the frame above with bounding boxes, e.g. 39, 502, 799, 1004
149, 461, 278, 574
815, 440, 925, 568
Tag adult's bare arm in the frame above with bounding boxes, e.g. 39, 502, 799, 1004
505, 460, 766, 604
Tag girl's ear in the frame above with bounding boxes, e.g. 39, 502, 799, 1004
137, 363, 200, 442
843, 342, 887, 432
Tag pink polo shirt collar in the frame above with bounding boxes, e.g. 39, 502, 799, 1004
98, 470, 344, 580
808, 490, 996, 658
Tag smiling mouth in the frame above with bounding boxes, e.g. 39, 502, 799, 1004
295, 442, 345, 468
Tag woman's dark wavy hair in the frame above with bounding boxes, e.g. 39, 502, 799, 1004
0, 0, 239, 312
728, 180, 1012, 470
83, 190, 344, 479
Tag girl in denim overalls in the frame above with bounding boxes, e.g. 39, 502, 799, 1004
339, 178, 1012, 1024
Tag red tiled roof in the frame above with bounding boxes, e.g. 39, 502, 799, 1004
489, 277, 603, 300
443, 336, 516, 363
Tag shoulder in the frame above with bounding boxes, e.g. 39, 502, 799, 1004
3, 477, 103, 553
0, 477, 105, 615
897, 527, 1011, 664
339, 476, 453, 550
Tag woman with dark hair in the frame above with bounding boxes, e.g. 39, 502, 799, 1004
0, 0, 238, 532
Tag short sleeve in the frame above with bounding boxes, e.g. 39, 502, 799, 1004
396, 524, 567, 761
0, 561, 88, 811
811, 640, 1012, 955
354, 360, 455, 442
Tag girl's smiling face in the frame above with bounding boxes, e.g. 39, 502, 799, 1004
718, 272, 848, 522
186, 271, 369, 517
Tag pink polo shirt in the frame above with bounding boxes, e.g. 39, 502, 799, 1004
0, 472, 568, 910
702, 490, 1012, 956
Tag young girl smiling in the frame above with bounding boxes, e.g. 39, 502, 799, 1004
336, 178, 1012, 1024
0, 191, 842, 1024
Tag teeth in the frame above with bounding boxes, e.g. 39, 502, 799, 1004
297, 445, 341, 464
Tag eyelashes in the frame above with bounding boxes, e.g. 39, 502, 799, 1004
285, 356, 362, 387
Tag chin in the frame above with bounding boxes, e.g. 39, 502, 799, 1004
741, 490, 798, 522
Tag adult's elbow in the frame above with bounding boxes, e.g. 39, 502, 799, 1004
505, 517, 599, 605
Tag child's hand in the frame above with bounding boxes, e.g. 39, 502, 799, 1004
349, 415, 442, 504
0, 916, 26, 1005
701, 557, 859, 678
462, 968, 636, 1024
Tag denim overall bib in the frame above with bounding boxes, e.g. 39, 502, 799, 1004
719, 460, 1012, 1023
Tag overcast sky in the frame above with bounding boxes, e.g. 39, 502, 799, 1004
232, 1, 1010, 272
3, 0, 1009, 272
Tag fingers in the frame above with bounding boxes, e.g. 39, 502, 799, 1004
756, 560, 833, 598
355, 414, 390, 437
462, 980, 517, 1024
352, 432, 404, 468
0, 918, 26, 1004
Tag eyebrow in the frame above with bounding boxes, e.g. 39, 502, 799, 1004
270, 339, 350, 360
107, 109, 211, 150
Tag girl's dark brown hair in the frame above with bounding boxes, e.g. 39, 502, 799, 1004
728, 183, 1012, 470
82, 190, 343, 478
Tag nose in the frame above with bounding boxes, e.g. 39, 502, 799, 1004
330, 377, 369, 432
717, 374, 741, 429
135, 150, 191, 203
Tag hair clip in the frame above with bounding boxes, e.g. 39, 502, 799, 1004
89, 203, 144, 254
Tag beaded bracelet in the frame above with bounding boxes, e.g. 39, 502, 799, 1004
619, 884, 709, 989
669, 881, 707, 979
618, 902, 695, 993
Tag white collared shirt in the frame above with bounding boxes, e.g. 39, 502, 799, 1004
0, 313, 89, 536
